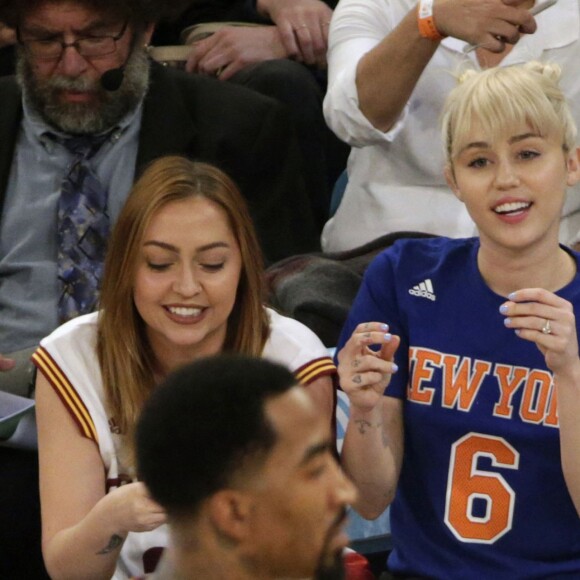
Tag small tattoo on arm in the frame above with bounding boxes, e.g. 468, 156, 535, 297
96, 534, 123, 555
352, 375, 362, 384
354, 419, 372, 434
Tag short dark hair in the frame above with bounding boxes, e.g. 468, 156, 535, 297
0, 0, 188, 28
136, 355, 297, 517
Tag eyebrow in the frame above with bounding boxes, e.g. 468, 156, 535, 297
299, 440, 334, 466
459, 132, 540, 155
142, 241, 230, 253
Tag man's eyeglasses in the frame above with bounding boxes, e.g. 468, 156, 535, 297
17, 20, 129, 60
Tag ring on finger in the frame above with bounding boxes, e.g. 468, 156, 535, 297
541, 319, 552, 335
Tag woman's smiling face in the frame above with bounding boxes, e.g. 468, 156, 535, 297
446, 119, 580, 252
133, 196, 242, 370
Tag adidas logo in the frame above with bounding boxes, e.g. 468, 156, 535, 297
409, 278, 436, 301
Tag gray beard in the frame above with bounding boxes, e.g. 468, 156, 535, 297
17, 46, 150, 135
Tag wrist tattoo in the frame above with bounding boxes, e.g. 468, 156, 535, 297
96, 534, 123, 555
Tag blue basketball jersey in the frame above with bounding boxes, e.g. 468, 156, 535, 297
338, 237, 580, 579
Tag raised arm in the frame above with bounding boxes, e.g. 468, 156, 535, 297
500, 288, 580, 516
36, 374, 166, 579
338, 322, 404, 519
325, 0, 537, 139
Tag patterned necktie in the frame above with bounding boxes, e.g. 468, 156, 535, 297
53, 134, 110, 324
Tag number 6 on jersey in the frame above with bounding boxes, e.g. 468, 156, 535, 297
445, 433, 520, 543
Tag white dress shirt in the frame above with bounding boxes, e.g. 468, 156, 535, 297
322, 0, 580, 251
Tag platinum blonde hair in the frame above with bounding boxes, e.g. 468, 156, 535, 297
442, 61, 577, 163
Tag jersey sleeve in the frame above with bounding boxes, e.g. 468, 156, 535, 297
32, 345, 99, 443
31, 318, 101, 443
336, 247, 409, 399
263, 308, 336, 385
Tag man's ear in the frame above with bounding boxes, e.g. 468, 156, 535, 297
208, 490, 253, 542
566, 146, 580, 187
143, 22, 155, 46
444, 164, 463, 201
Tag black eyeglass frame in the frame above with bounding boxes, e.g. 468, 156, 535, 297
16, 19, 129, 60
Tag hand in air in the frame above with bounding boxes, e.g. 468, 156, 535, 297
337, 322, 400, 413
434, 0, 537, 53
500, 288, 580, 376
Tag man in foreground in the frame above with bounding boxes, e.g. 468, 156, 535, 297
136, 355, 357, 579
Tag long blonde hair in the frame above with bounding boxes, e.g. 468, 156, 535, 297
97, 156, 269, 438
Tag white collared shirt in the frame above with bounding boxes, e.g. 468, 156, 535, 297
322, 0, 580, 251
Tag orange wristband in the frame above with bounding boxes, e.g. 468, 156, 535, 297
417, 0, 446, 42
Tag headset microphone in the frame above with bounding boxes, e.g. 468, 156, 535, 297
100, 66, 125, 92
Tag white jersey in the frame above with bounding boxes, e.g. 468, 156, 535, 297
33, 308, 335, 579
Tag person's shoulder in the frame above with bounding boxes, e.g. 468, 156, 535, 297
0, 73, 19, 92
378, 235, 474, 263
0, 74, 22, 116
366, 236, 476, 281
149, 62, 281, 113
40, 312, 99, 349
266, 307, 323, 344
263, 307, 331, 373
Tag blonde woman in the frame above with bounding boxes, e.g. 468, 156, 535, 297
338, 63, 580, 578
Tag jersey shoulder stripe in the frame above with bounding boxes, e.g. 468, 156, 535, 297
32, 346, 99, 444
295, 356, 336, 385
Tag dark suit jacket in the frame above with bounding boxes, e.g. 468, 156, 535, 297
0, 61, 319, 263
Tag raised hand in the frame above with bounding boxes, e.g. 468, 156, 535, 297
337, 322, 400, 413
500, 288, 580, 376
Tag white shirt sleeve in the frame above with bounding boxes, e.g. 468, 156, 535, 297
323, 0, 409, 147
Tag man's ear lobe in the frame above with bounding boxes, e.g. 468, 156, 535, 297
566, 146, 580, 187
143, 22, 155, 46
208, 490, 253, 541
444, 164, 462, 201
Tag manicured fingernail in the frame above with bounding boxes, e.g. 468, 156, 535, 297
508, 292, 517, 300
381, 323, 389, 331
499, 304, 508, 314
392, 364, 399, 373
384, 333, 392, 341
515, 329, 521, 336
503, 318, 511, 327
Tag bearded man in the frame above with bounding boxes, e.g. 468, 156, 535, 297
0, 0, 319, 394
0, 1, 319, 575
